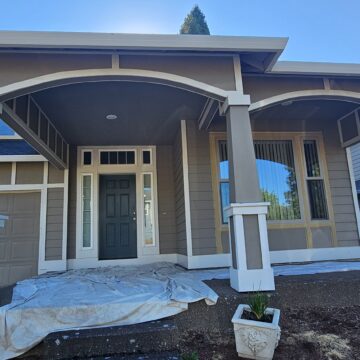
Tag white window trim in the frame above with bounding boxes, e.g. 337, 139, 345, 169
75, 145, 159, 262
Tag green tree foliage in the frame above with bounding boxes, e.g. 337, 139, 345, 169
180, 5, 210, 35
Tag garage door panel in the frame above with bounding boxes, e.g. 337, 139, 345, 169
8, 264, 37, 284
0, 192, 40, 287
0, 266, 9, 285
11, 241, 38, 261
0, 195, 9, 212
0, 242, 9, 261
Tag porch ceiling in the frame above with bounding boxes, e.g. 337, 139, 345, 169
32, 81, 208, 146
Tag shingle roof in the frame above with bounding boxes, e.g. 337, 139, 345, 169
0, 140, 38, 155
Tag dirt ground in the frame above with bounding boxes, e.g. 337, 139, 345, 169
177, 271, 360, 360
3, 269, 360, 359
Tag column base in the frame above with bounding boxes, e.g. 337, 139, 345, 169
230, 267, 275, 292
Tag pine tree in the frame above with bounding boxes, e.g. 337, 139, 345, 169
180, 5, 210, 35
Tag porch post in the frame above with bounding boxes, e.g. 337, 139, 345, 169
222, 93, 275, 292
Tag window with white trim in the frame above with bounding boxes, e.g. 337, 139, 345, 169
82, 174, 92, 248
143, 173, 155, 246
217, 139, 303, 222
303, 140, 328, 220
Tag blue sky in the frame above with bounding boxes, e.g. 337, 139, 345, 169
0, 0, 358, 63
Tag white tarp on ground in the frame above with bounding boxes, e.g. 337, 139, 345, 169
1, 260, 360, 359
0, 262, 221, 360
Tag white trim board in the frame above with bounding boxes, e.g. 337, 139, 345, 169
181, 120, 193, 257
0, 155, 46, 162
346, 147, 360, 238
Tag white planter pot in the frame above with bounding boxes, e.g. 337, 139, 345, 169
232, 304, 281, 360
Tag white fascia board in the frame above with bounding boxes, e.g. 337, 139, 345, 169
0, 31, 288, 53
272, 61, 360, 77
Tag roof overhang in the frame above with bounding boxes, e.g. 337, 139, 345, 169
271, 61, 360, 77
0, 31, 288, 72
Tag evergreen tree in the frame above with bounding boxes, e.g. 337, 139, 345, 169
180, 5, 210, 35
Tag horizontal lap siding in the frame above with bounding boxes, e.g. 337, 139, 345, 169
45, 188, 64, 260
173, 128, 187, 255
157, 146, 177, 254
323, 123, 360, 247
186, 120, 217, 255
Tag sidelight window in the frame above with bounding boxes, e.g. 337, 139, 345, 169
143, 174, 155, 246
81, 174, 92, 248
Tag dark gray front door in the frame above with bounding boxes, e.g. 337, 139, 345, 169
99, 175, 137, 260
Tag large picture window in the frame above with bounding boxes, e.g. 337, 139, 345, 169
254, 140, 301, 221
215, 137, 330, 223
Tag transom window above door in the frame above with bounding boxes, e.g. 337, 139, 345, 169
100, 150, 136, 165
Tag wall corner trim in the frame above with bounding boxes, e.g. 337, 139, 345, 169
181, 120, 193, 257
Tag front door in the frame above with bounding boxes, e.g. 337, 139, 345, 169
99, 175, 137, 260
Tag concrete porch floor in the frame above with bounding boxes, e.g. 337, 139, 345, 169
2, 270, 357, 359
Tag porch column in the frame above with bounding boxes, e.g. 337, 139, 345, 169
222, 93, 275, 292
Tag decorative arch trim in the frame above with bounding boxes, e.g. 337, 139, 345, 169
249, 89, 360, 112
0, 68, 228, 102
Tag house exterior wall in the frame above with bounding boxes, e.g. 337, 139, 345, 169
45, 188, 64, 260
0, 52, 236, 92
157, 145, 177, 254
207, 114, 359, 252
252, 117, 359, 248
67, 146, 77, 259
243, 75, 360, 103
0, 160, 66, 273
186, 120, 217, 255
173, 128, 187, 255
0, 53, 111, 88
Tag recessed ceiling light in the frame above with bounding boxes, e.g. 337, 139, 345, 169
106, 114, 117, 120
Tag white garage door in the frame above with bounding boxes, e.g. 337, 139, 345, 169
0, 192, 41, 287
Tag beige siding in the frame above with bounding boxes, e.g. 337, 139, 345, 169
15, 162, 43, 184
48, 163, 65, 184
120, 55, 236, 91
0, 53, 111, 88
157, 146, 177, 254
186, 120, 217, 255
67, 146, 77, 259
0, 162, 11, 184
323, 121, 359, 246
243, 75, 325, 103
173, 127, 187, 255
45, 188, 64, 260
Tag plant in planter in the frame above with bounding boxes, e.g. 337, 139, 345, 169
232, 292, 281, 360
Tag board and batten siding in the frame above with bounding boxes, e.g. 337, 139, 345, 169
157, 145, 177, 254
351, 143, 360, 182
186, 120, 217, 255
173, 127, 187, 255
